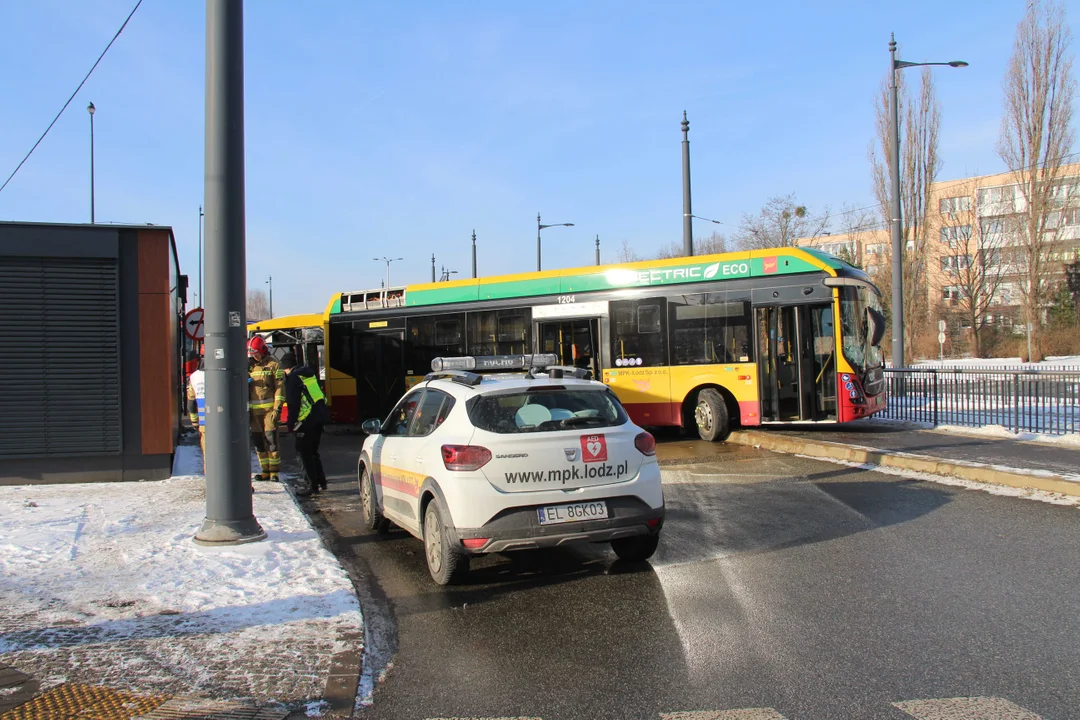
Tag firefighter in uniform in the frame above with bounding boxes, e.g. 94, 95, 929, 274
186, 346, 207, 470
247, 336, 285, 481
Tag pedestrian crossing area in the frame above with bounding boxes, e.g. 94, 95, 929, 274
424, 696, 1047, 719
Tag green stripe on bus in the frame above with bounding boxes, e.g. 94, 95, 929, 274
405, 254, 825, 307
330, 297, 342, 315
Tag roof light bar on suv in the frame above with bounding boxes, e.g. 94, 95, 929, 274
430, 354, 560, 373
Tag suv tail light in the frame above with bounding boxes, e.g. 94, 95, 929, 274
634, 431, 656, 456
441, 444, 492, 471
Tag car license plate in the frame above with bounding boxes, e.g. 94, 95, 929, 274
537, 501, 608, 526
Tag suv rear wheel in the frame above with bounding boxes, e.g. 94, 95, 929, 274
423, 500, 469, 585
360, 466, 390, 534
611, 533, 660, 562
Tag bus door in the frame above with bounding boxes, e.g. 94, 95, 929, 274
537, 318, 601, 379
355, 329, 406, 422
755, 303, 836, 422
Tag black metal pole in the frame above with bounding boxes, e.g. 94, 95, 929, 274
471, 230, 477, 278
267, 275, 273, 318
537, 213, 542, 272
88, 103, 96, 224
195, 0, 266, 546
681, 111, 693, 257
431, 253, 436, 283
595, 235, 600, 265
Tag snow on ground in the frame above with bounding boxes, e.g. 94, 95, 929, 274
910, 355, 1080, 369
932, 423, 1080, 447
0, 445, 363, 707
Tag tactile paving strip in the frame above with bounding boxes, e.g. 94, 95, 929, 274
0, 684, 168, 720
133, 698, 288, 720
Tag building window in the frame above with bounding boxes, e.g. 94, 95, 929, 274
940, 225, 971, 247
940, 255, 973, 273
865, 243, 886, 256
940, 196, 972, 214
942, 286, 962, 302
977, 185, 1017, 209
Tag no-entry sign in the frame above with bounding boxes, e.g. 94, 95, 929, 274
184, 308, 205, 341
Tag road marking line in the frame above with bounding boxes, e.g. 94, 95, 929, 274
893, 696, 1043, 719
661, 710, 788, 720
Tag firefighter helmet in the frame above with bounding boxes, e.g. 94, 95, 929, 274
247, 336, 268, 357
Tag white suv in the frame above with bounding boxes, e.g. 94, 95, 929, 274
357, 355, 665, 585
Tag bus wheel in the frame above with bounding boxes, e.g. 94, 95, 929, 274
694, 388, 729, 442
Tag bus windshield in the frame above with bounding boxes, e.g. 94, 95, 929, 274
839, 286, 884, 372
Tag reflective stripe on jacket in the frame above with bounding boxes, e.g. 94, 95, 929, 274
249, 357, 284, 412
297, 374, 326, 423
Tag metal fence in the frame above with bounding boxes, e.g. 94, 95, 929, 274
882, 367, 1080, 435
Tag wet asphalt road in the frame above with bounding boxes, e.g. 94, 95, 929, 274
294, 431, 1080, 720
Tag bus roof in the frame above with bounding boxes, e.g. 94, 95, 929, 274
330, 246, 854, 313
248, 313, 326, 332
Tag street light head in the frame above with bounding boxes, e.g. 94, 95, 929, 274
87, 102, 95, 115
564, 223, 575, 228
948, 60, 969, 68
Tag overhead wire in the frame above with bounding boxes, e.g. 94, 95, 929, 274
0, 0, 144, 196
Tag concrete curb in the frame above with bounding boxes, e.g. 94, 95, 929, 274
728, 430, 1080, 498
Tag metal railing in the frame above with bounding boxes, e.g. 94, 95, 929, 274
882, 367, 1080, 435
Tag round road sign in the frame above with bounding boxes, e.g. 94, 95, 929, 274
184, 308, 205, 341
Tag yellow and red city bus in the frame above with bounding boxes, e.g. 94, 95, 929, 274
320, 247, 887, 440
247, 309, 330, 380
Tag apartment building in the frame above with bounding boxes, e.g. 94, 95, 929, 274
798, 164, 1080, 329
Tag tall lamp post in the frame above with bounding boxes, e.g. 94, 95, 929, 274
87, 102, 96, 224
376, 256, 403, 291
266, 275, 273, 319
198, 205, 204, 306
681, 111, 693, 257
537, 213, 574, 272
888, 34, 967, 368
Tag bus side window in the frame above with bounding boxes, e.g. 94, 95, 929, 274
610, 298, 667, 367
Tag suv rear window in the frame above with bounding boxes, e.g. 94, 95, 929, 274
467, 388, 628, 434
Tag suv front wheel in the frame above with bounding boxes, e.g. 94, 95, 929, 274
423, 500, 469, 585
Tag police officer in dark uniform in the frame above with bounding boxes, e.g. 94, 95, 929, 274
279, 352, 329, 496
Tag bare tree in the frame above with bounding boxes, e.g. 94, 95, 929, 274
656, 231, 727, 259
736, 194, 829, 250
247, 289, 270, 322
613, 239, 642, 263
870, 63, 942, 362
997, 0, 1077, 361
931, 180, 1011, 357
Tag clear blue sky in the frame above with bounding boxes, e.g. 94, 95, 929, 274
0, 0, 1057, 316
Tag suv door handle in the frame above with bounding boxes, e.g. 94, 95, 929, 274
414, 457, 424, 464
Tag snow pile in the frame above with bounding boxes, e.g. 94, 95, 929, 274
912, 355, 1080, 369
933, 423, 1080, 447
0, 453, 363, 705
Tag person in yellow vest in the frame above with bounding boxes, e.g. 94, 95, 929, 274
247, 335, 285, 481
280, 351, 328, 496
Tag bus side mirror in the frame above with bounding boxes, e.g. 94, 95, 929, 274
867, 307, 886, 347
361, 418, 383, 435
